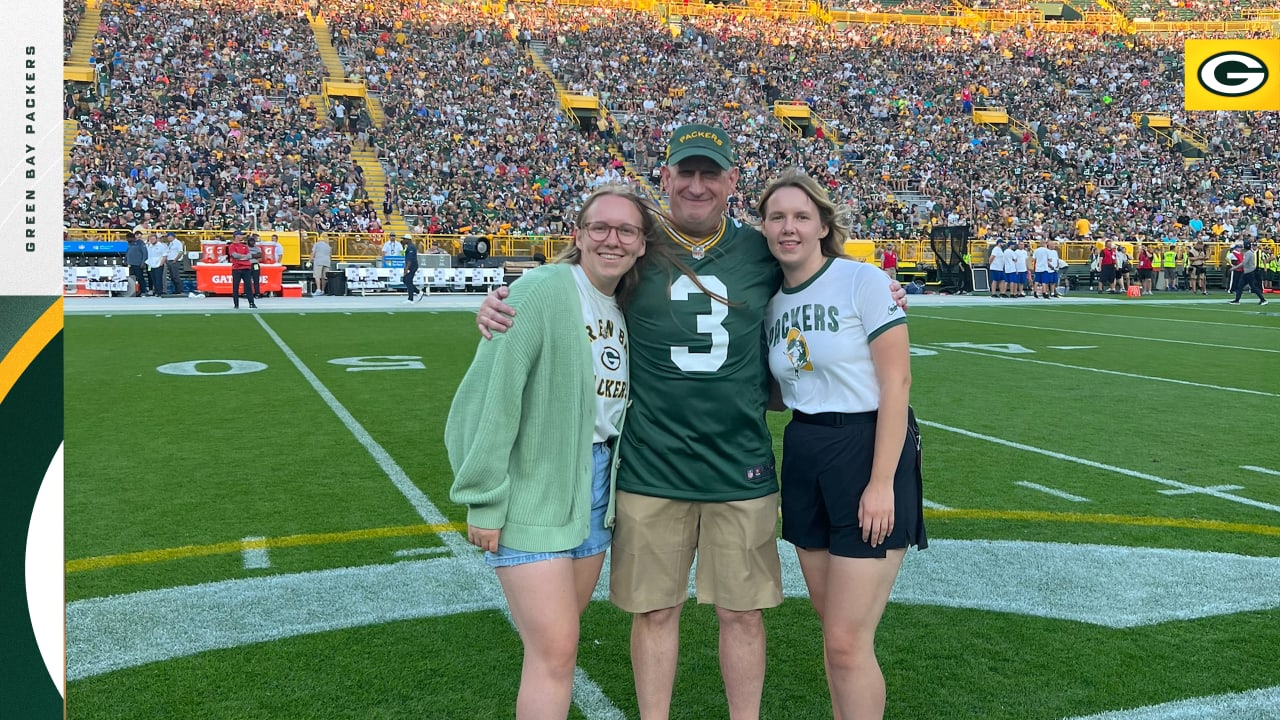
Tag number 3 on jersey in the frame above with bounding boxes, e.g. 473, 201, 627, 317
670, 275, 729, 372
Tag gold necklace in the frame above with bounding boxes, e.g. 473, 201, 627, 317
662, 216, 726, 260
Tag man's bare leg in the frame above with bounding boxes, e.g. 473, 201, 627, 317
632, 605, 682, 720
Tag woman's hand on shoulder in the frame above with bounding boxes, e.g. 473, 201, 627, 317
477, 285, 515, 340
888, 278, 907, 310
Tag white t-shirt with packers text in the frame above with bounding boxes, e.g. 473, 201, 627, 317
572, 264, 628, 443
766, 258, 907, 414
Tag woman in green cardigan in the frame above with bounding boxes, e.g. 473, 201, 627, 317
446, 186, 651, 720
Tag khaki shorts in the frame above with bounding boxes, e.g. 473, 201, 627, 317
609, 490, 783, 613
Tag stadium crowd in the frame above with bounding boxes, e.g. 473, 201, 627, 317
64, 0, 1279, 248
66, 0, 87, 60
693, 15, 1278, 241
321, 0, 636, 235
63, 0, 387, 234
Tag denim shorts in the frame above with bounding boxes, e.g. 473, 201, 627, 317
485, 441, 613, 568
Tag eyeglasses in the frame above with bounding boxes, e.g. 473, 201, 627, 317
583, 222, 643, 243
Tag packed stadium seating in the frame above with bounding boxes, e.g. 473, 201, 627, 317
64, 0, 1280, 270
65, 0, 87, 60
64, 0, 362, 234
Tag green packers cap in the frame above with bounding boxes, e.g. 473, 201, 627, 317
666, 124, 734, 169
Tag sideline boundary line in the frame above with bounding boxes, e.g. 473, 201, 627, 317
1009, 305, 1280, 330
920, 343, 1280, 398
911, 314, 1279, 354
253, 315, 624, 720
919, 419, 1280, 515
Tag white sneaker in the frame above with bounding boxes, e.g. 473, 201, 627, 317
402, 299, 414, 304
188, 292, 196, 298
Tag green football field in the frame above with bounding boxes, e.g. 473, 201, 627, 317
64, 296, 1280, 719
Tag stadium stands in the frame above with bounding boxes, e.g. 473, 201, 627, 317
65, 0, 88, 61
64, 0, 352, 233
323, 0, 635, 239
64, 0, 1279, 276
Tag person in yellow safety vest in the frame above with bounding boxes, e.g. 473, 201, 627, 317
1161, 247, 1179, 291
1265, 253, 1279, 291
960, 251, 973, 294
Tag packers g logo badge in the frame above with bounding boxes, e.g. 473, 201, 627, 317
784, 327, 813, 373
1184, 40, 1280, 111
1198, 52, 1268, 97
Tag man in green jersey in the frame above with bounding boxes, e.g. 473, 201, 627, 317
477, 125, 905, 720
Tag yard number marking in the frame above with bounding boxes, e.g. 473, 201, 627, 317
157, 360, 268, 376
328, 356, 425, 372
936, 342, 1035, 354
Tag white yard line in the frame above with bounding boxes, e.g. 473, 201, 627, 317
392, 547, 452, 558
1242, 465, 1280, 478
240, 537, 271, 569
252, 316, 458, 536
1169, 302, 1280, 316
918, 419, 1280, 515
1062, 685, 1280, 720
921, 498, 953, 511
1011, 305, 1280, 330
919, 343, 1280, 398
253, 315, 625, 720
911, 314, 1280, 354
67, 540, 1280, 680
1014, 482, 1090, 503
1159, 485, 1243, 496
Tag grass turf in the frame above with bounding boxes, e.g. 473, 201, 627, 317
64, 299, 1280, 718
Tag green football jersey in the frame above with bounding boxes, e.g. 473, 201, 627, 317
618, 217, 783, 501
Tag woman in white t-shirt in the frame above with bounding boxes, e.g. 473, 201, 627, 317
758, 169, 926, 720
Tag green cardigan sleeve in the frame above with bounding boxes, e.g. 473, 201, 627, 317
444, 266, 559, 531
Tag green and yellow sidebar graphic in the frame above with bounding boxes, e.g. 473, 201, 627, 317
0, 296, 64, 717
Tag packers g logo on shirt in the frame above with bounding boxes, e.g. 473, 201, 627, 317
1184, 40, 1280, 111
784, 327, 813, 373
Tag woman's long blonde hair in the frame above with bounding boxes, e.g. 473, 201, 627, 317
754, 168, 853, 260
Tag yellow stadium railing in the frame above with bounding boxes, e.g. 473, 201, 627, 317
321, 78, 367, 99
812, 111, 841, 145
511, 0, 652, 9
1129, 19, 1269, 32
65, 229, 1255, 280
773, 99, 812, 120
675, 0, 813, 20
63, 230, 576, 265
972, 105, 1009, 125
829, 11, 968, 26
1132, 111, 1172, 129
970, 9, 1043, 22
1008, 117, 1040, 148
298, 233, 576, 263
